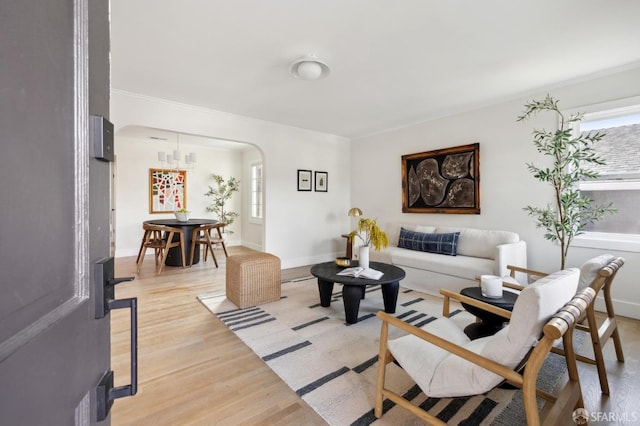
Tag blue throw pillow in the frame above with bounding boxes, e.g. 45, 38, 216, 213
398, 228, 460, 256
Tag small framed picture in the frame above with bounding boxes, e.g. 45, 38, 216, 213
315, 171, 328, 192
297, 169, 312, 191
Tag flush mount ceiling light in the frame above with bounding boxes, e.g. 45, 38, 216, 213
290, 54, 330, 80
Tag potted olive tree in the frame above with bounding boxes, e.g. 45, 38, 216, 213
517, 95, 616, 269
204, 174, 240, 233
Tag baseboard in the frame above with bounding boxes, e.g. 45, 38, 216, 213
594, 295, 640, 320
280, 251, 344, 270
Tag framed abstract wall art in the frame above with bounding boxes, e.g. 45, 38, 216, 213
401, 143, 480, 214
149, 168, 187, 213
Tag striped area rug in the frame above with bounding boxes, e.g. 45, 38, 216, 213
198, 278, 566, 425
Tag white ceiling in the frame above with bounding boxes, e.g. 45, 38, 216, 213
110, 0, 640, 139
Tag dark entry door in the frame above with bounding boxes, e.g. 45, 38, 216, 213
0, 1, 124, 424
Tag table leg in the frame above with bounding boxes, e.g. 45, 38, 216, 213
381, 281, 399, 313
342, 285, 362, 324
317, 279, 334, 307
164, 226, 200, 266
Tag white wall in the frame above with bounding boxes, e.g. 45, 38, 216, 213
114, 135, 248, 255
111, 91, 352, 268
351, 66, 640, 319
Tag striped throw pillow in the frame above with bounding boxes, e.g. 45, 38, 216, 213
398, 228, 460, 256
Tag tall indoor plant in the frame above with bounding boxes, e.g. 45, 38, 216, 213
204, 174, 240, 232
350, 218, 389, 268
517, 95, 616, 269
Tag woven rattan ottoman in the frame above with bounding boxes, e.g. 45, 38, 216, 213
226, 252, 281, 308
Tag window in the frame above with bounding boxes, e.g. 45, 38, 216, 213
250, 163, 263, 220
571, 97, 640, 251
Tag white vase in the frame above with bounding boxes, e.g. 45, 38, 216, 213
359, 246, 370, 269
175, 212, 190, 222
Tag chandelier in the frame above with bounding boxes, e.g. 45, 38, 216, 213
156, 133, 196, 170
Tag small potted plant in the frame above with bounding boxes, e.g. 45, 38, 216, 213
175, 207, 191, 222
349, 218, 389, 268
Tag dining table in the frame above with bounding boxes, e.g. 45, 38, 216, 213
143, 218, 218, 266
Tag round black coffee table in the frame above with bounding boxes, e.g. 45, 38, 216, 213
310, 261, 406, 324
460, 287, 517, 339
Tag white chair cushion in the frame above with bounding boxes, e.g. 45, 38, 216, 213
389, 268, 580, 398
427, 334, 496, 397
578, 254, 615, 291
493, 268, 579, 366
388, 318, 470, 396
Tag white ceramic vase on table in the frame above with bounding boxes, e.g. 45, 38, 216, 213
359, 246, 370, 269
175, 211, 191, 222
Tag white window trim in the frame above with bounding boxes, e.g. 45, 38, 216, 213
250, 162, 263, 223
578, 180, 640, 191
566, 95, 640, 121
573, 232, 640, 253
566, 95, 640, 253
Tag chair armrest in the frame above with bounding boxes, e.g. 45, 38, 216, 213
506, 265, 548, 282
502, 281, 524, 291
440, 289, 512, 320
377, 311, 523, 386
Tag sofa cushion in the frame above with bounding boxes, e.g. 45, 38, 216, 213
385, 246, 494, 280
398, 228, 460, 256
435, 226, 520, 260
386, 223, 437, 248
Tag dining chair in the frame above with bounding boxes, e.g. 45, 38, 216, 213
136, 223, 164, 272
137, 224, 186, 273
503, 254, 625, 395
210, 222, 228, 258
190, 224, 219, 267
375, 268, 591, 425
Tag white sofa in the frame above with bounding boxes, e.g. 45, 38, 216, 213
367, 223, 527, 296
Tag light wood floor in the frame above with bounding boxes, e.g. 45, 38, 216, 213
112, 248, 640, 425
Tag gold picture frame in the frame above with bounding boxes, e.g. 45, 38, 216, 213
149, 168, 187, 213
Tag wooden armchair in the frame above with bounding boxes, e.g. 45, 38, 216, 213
375, 269, 593, 425
504, 255, 625, 395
